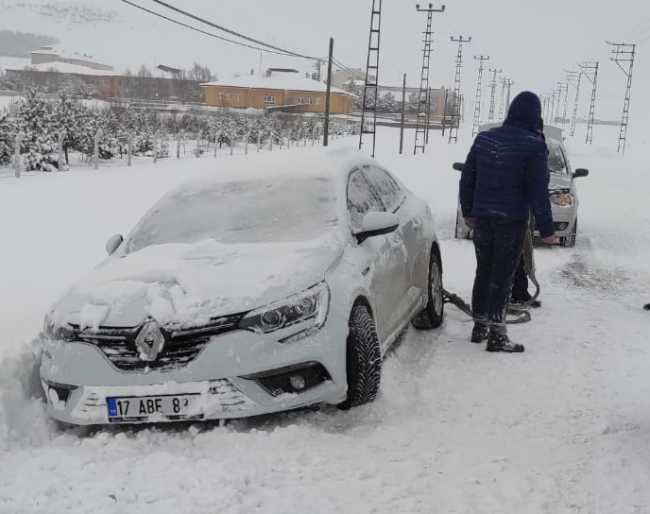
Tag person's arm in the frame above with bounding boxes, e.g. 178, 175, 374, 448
526, 140, 555, 242
459, 142, 477, 220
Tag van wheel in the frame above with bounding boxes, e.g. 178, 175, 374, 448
338, 304, 381, 410
412, 249, 444, 329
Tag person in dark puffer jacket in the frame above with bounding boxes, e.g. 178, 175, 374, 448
460, 91, 556, 353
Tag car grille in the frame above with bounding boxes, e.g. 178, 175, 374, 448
70, 314, 243, 372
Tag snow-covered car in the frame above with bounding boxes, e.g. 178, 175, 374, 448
39, 148, 444, 426
454, 124, 589, 247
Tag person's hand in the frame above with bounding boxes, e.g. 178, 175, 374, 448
541, 233, 557, 244
464, 217, 474, 230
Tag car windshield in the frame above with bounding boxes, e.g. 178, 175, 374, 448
546, 138, 568, 174
126, 175, 339, 252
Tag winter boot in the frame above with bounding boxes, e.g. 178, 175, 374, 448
510, 293, 541, 310
486, 331, 525, 353
470, 323, 489, 343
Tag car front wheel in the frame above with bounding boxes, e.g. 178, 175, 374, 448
412, 248, 444, 330
338, 304, 381, 410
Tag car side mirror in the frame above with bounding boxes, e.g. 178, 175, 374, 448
354, 212, 399, 244
105, 234, 124, 255
573, 168, 589, 179
453, 162, 465, 172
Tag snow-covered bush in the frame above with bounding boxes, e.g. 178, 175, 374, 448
0, 111, 16, 167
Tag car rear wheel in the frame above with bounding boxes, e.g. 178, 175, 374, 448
338, 304, 381, 410
560, 219, 577, 248
412, 248, 444, 330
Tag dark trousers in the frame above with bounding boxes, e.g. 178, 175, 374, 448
472, 217, 527, 335
511, 256, 529, 301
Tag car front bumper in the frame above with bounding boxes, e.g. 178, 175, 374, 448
40, 315, 349, 426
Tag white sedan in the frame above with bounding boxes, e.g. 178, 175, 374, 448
40, 148, 444, 426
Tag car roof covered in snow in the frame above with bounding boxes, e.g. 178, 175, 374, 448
170, 147, 378, 194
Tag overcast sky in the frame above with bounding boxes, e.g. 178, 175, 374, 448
2, 0, 650, 119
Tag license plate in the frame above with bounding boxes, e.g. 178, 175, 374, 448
106, 394, 199, 421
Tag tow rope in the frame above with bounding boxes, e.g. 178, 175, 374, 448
442, 220, 539, 324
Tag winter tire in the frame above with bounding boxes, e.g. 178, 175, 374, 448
412, 248, 444, 330
338, 304, 381, 410
560, 219, 577, 248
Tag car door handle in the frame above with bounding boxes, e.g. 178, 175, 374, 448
391, 235, 403, 248
412, 219, 422, 230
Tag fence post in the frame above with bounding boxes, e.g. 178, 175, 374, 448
245, 133, 249, 155
214, 132, 218, 158
176, 131, 182, 159
14, 131, 24, 178
57, 131, 66, 171
196, 132, 201, 158
312, 127, 315, 146
153, 132, 158, 164
270, 133, 273, 151
257, 132, 261, 152
94, 128, 102, 170
127, 138, 132, 167
230, 133, 234, 156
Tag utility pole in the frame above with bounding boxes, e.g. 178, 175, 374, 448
606, 41, 636, 153
504, 78, 514, 114
359, 0, 382, 157
414, 3, 445, 154
557, 81, 569, 131
542, 95, 550, 121
579, 61, 599, 144
471, 55, 489, 136
498, 77, 507, 121
487, 68, 501, 123
449, 35, 471, 143
399, 73, 406, 154
564, 69, 582, 137
323, 37, 334, 147
549, 88, 558, 124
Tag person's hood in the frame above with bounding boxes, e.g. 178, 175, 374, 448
503, 91, 543, 133
47, 236, 343, 329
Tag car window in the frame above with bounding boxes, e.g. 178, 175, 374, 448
546, 139, 568, 174
362, 166, 406, 213
347, 168, 384, 230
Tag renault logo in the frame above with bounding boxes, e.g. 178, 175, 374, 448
135, 320, 166, 361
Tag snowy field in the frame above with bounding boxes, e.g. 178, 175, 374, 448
2, 123, 650, 513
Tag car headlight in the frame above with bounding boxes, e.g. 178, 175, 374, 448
550, 192, 574, 207
239, 282, 330, 334
43, 316, 76, 341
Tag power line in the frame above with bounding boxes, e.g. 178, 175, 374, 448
120, 0, 301, 58
150, 0, 321, 61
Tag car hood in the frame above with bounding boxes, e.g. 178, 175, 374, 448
548, 173, 572, 192
49, 236, 343, 329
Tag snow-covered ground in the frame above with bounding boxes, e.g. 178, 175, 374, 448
1, 123, 650, 514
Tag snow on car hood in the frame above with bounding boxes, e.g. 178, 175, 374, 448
49, 237, 343, 330
548, 173, 572, 192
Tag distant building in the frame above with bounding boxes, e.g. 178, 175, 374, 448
201, 69, 354, 114
30, 46, 113, 72
4, 48, 204, 101
331, 68, 374, 89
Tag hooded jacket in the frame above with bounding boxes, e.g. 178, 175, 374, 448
459, 91, 554, 238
